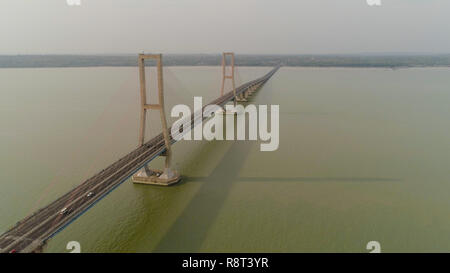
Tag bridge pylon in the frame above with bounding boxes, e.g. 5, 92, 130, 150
132, 54, 181, 186
217, 52, 243, 114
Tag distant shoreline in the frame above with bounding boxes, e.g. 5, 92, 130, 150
2, 65, 450, 70
1, 54, 450, 68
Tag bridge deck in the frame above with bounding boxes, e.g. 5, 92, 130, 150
0, 66, 279, 253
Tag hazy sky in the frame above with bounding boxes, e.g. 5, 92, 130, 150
1, 0, 449, 54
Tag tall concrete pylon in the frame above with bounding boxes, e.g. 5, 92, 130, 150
220, 52, 238, 106
132, 53, 181, 186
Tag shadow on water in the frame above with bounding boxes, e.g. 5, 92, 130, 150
154, 140, 252, 252
182, 176, 402, 183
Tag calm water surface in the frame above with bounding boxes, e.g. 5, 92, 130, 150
0, 66, 449, 252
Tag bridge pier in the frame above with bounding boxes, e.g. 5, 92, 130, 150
132, 54, 181, 186
244, 89, 250, 99
246, 86, 255, 97
133, 164, 180, 186
32, 244, 44, 253
236, 92, 247, 102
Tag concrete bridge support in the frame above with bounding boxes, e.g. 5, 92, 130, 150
132, 54, 181, 186
236, 92, 247, 102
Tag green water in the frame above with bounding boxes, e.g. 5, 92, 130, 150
1, 66, 450, 252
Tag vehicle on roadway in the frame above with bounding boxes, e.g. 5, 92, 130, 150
59, 207, 72, 215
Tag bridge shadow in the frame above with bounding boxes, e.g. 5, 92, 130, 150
153, 140, 251, 252
182, 176, 401, 183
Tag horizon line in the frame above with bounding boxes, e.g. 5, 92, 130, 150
1, 52, 450, 56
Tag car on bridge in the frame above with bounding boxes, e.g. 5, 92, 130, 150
59, 207, 72, 216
